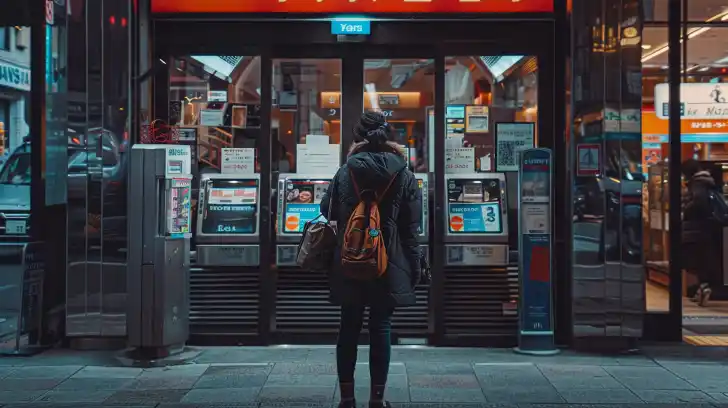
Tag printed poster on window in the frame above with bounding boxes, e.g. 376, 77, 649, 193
465, 105, 489, 133
495, 122, 535, 172
221, 148, 255, 174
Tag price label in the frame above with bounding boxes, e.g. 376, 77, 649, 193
6, 219, 27, 235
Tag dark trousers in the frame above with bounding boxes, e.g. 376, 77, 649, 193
336, 304, 394, 386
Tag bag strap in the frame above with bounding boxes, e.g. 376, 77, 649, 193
349, 169, 401, 204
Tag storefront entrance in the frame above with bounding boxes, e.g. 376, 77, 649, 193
133, 16, 564, 346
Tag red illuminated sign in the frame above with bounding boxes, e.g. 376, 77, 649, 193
152, 0, 553, 14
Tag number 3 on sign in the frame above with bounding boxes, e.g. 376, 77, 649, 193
481, 205, 497, 231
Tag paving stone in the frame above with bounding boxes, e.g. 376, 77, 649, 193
481, 385, 564, 404
193, 374, 269, 389
104, 389, 189, 404
181, 387, 261, 403
72, 366, 142, 379
556, 388, 642, 403
265, 374, 338, 386
353, 362, 407, 377
123, 377, 199, 390
537, 365, 624, 389
409, 387, 486, 403
633, 389, 717, 403
333, 385, 411, 403
53, 377, 134, 391
0, 366, 16, 379
408, 374, 481, 389
0, 390, 46, 403
603, 366, 696, 390
195, 348, 309, 364
7, 365, 82, 379
707, 392, 728, 403
406, 362, 475, 375
258, 385, 335, 404
0, 378, 64, 391
203, 363, 273, 376
270, 362, 337, 375
474, 364, 551, 388
139, 364, 210, 378
36, 389, 116, 403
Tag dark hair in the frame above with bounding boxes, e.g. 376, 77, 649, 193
353, 111, 391, 145
681, 158, 701, 179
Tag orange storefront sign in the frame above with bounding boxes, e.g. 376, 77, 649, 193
152, 0, 554, 14
642, 110, 728, 136
285, 215, 300, 232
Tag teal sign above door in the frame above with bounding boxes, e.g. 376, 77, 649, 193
331, 18, 370, 35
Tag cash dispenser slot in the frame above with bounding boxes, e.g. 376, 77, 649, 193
442, 173, 519, 346
190, 174, 262, 341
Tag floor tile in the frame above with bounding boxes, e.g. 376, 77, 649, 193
0, 378, 63, 391
406, 362, 475, 375
53, 377, 134, 391
482, 385, 564, 404
193, 374, 269, 389
0, 390, 46, 404
123, 377, 199, 390
139, 364, 210, 378
72, 366, 142, 379
408, 374, 481, 389
409, 387, 486, 403
35, 389, 116, 403
258, 385, 335, 404
8, 365, 82, 379
180, 387, 261, 403
603, 366, 697, 390
634, 389, 717, 403
557, 388, 642, 403
269, 363, 337, 375
203, 364, 273, 376
333, 386, 410, 403
265, 374, 338, 386
104, 389, 189, 404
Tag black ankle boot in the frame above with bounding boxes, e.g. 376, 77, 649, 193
368, 401, 391, 408
338, 400, 356, 408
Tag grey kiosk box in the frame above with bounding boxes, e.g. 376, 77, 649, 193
196, 173, 262, 267
127, 144, 193, 357
444, 173, 509, 266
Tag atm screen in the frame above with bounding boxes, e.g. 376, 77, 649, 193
201, 179, 258, 234
447, 178, 503, 234
283, 179, 330, 234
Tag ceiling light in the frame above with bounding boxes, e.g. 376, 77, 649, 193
642, 44, 652, 50
699, 66, 710, 72
641, 10, 728, 63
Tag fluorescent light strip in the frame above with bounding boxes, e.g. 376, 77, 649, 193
641, 12, 728, 63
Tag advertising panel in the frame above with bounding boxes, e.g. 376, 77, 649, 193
447, 178, 503, 234
283, 179, 330, 234
201, 179, 258, 234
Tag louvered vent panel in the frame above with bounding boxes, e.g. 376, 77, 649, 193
443, 265, 519, 335
275, 268, 429, 336
189, 267, 260, 335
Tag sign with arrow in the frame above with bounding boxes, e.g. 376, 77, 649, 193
576, 143, 600, 177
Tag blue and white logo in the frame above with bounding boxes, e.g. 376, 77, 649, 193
331, 19, 371, 35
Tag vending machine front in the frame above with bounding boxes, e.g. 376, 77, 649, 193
196, 173, 261, 267
444, 173, 509, 266
127, 144, 193, 354
275, 173, 333, 265
414, 173, 430, 254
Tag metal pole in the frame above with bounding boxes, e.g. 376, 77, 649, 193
667, 0, 682, 337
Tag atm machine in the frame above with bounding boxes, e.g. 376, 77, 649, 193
273, 173, 335, 339
192, 173, 262, 338
127, 144, 193, 357
442, 173, 517, 344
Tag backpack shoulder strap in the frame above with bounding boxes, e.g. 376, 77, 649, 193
348, 169, 362, 199
376, 170, 402, 203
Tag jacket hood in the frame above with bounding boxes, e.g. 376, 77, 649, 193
691, 170, 715, 187
346, 144, 407, 187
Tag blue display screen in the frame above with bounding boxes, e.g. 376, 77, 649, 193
201, 179, 258, 234
447, 178, 503, 234
283, 179, 330, 234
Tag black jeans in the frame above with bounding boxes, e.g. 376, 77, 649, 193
336, 304, 394, 386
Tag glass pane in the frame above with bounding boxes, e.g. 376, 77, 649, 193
167, 55, 262, 243
272, 59, 342, 174
443, 55, 538, 242
686, 0, 728, 22
362, 58, 434, 172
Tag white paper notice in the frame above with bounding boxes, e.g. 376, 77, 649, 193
522, 204, 550, 235
297, 144, 340, 174
446, 136, 464, 149
200, 109, 223, 127
306, 135, 330, 145
221, 148, 255, 174
445, 147, 475, 173
495, 123, 534, 172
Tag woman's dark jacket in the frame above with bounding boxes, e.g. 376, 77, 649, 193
321, 146, 422, 307
682, 170, 724, 280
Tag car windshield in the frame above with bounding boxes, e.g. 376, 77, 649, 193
0, 152, 31, 185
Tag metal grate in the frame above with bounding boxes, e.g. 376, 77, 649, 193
443, 265, 520, 335
189, 267, 260, 335
274, 268, 430, 336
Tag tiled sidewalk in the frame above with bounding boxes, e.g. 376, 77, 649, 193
1, 345, 728, 407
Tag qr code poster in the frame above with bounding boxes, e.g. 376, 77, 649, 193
495, 122, 535, 172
